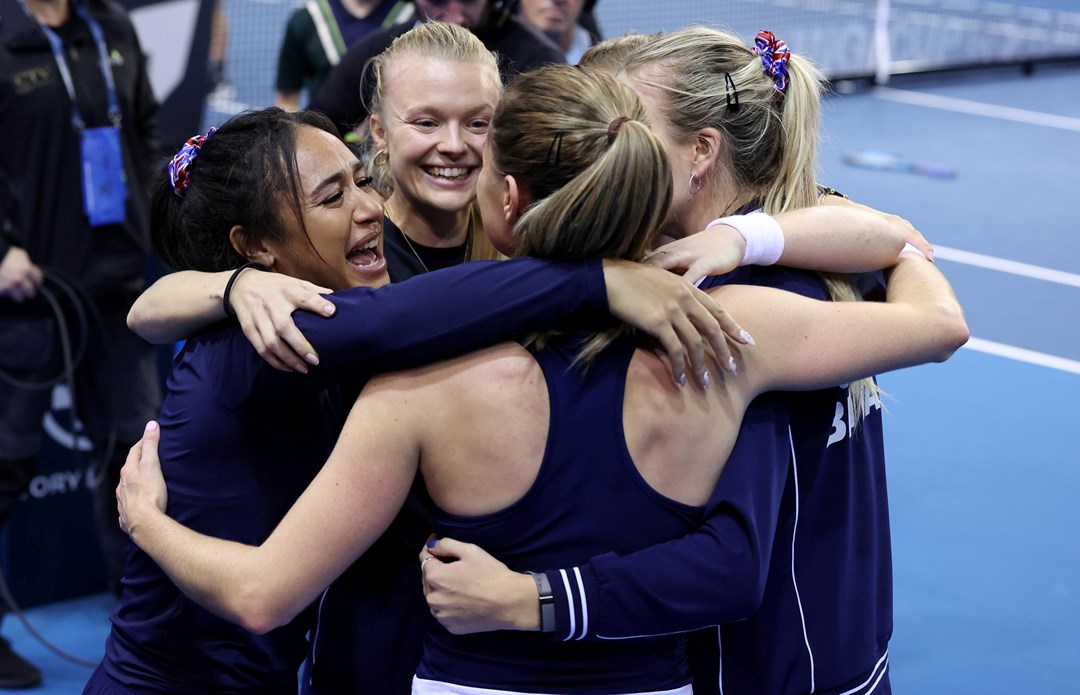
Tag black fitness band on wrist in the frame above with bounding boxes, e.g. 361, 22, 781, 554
222, 262, 267, 317
526, 571, 556, 633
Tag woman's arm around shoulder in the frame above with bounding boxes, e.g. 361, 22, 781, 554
118, 370, 426, 633
711, 250, 968, 396
127, 268, 335, 371
647, 204, 920, 283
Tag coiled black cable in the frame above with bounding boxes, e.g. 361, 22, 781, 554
0, 267, 120, 669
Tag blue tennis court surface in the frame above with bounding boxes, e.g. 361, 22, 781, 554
825, 64, 1080, 694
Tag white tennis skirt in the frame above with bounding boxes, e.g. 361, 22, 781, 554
412, 676, 694, 695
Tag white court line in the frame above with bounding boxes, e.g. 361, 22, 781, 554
872, 86, 1080, 132
931, 248, 1080, 374
867, 89, 1080, 374
963, 337, 1080, 376
933, 245, 1080, 288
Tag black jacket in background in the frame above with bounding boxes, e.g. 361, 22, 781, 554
0, 0, 159, 291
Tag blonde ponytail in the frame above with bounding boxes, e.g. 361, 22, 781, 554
489, 65, 673, 363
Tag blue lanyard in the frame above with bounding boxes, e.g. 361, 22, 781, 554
17, 0, 121, 130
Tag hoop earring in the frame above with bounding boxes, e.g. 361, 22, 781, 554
689, 173, 703, 197
372, 149, 388, 167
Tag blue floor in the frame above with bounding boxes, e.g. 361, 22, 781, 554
824, 66, 1080, 693
1, 593, 111, 692
881, 353, 1080, 693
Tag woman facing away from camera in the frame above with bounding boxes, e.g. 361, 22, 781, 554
421, 26, 935, 695
83, 104, 749, 695
114, 65, 966, 695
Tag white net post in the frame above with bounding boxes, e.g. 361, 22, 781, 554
874, 0, 891, 85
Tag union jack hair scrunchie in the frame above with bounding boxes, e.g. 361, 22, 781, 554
754, 30, 791, 96
168, 127, 217, 198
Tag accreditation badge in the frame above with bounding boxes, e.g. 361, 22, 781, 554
80, 125, 128, 227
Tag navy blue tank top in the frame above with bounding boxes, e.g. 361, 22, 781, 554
417, 335, 701, 693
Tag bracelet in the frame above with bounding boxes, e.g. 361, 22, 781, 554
526, 571, 556, 633
817, 185, 848, 202
222, 262, 267, 317
706, 212, 785, 267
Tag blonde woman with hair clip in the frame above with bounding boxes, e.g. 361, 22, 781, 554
421, 25, 932, 695
114, 65, 966, 695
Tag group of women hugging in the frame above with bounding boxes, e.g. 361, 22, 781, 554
85, 20, 967, 695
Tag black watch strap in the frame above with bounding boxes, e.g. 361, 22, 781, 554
526, 571, 556, 633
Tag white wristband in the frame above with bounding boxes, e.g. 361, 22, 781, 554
706, 212, 785, 267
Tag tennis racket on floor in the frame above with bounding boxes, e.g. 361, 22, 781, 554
844, 150, 957, 179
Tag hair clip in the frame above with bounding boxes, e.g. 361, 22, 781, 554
724, 72, 740, 113
545, 131, 564, 170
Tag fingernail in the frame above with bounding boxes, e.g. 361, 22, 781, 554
703, 371, 711, 390
728, 356, 738, 375
145, 421, 158, 432
426, 538, 438, 549
323, 304, 336, 316
678, 373, 687, 389
295, 363, 309, 374
740, 330, 755, 346
305, 353, 320, 366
